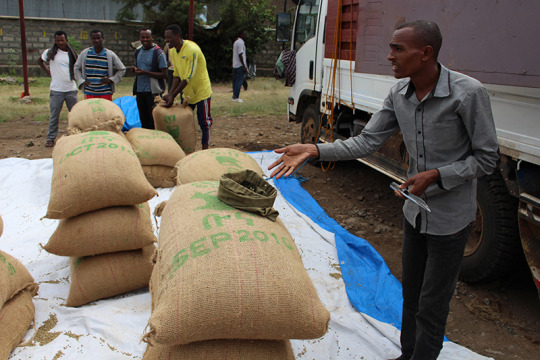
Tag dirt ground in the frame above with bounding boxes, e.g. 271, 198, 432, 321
1, 95, 539, 359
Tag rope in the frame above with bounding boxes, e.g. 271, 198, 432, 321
319, 0, 345, 173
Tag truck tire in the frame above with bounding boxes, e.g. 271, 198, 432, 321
459, 173, 522, 283
301, 104, 321, 144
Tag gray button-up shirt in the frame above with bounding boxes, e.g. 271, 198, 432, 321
317, 65, 499, 235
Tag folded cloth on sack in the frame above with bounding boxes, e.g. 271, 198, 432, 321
218, 169, 279, 221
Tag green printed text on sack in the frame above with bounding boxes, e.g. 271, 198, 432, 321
170, 230, 294, 277
60, 141, 136, 164
0, 254, 16, 276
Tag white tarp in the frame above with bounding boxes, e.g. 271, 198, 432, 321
0, 154, 492, 360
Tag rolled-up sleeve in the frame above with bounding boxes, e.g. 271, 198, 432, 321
437, 86, 499, 190
318, 95, 400, 161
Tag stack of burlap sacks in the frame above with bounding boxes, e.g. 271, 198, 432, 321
0, 214, 39, 359
142, 148, 330, 359
125, 128, 186, 188
42, 99, 158, 306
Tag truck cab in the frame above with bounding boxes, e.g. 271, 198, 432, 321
280, 0, 540, 295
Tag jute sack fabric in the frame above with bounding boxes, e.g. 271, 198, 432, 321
0, 289, 36, 360
142, 339, 295, 360
175, 148, 264, 185
43, 203, 156, 257
67, 98, 125, 134
153, 100, 196, 154
149, 266, 159, 312
45, 131, 157, 219
0, 214, 3, 237
125, 128, 186, 167
142, 165, 176, 188
65, 245, 154, 307
145, 181, 329, 345
0, 250, 38, 309
146, 263, 295, 359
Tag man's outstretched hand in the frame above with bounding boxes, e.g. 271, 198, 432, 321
268, 144, 319, 179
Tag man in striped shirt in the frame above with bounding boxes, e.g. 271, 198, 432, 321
74, 30, 126, 100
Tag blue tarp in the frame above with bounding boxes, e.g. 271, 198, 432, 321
113, 96, 141, 132
274, 174, 404, 329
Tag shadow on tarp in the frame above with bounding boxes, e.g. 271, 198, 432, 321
273, 174, 404, 330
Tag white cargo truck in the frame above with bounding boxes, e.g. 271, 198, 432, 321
277, 0, 540, 294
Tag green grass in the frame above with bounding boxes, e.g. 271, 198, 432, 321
211, 78, 288, 118
0, 75, 289, 124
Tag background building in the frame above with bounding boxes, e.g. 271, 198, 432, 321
0, 0, 289, 77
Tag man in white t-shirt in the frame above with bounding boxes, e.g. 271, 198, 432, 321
38, 31, 78, 147
232, 30, 247, 102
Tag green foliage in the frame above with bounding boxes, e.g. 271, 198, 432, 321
6, 49, 18, 76
197, 0, 274, 81
116, 0, 275, 81
116, 0, 205, 36
68, 36, 82, 53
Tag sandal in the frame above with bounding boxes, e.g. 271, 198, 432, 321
45, 140, 55, 148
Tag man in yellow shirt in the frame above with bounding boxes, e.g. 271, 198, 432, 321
163, 24, 213, 149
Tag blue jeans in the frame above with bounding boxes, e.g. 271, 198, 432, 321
232, 67, 245, 99
400, 218, 471, 360
48, 90, 78, 141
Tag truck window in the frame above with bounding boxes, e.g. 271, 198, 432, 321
294, 0, 320, 50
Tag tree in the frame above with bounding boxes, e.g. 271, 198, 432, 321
116, 0, 275, 80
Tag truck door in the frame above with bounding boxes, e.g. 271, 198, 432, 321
289, 0, 324, 116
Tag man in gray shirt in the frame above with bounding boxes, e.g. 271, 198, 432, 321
269, 20, 499, 360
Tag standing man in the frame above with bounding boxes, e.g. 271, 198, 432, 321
232, 30, 247, 102
269, 20, 499, 360
38, 31, 78, 148
74, 30, 126, 100
163, 24, 213, 150
132, 28, 167, 129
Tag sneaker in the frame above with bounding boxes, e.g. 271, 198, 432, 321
232, 98, 244, 103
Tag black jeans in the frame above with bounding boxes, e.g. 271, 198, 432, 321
136, 92, 157, 130
400, 218, 471, 360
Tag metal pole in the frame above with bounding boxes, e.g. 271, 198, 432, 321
189, 0, 194, 40
18, 0, 30, 97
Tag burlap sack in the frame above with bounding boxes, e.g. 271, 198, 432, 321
142, 165, 176, 188
142, 339, 295, 360
0, 214, 3, 238
0, 250, 38, 309
43, 203, 156, 257
0, 289, 36, 360
149, 266, 159, 312
125, 128, 186, 167
67, 98, 125, 134
153, 101, 196, 154
145, 182, 329, 345
65, 245, 154, 307
147, 267, 295, 360
175, 148, 264, 185
45, 131, 157, 219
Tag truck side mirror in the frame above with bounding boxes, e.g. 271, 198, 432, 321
276, 13, 291, 42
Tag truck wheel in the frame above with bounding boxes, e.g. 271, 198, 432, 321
301, 105, 321, 144
459, 173, 522, 283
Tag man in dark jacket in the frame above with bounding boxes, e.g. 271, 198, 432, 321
132, 28, 168, 129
